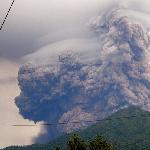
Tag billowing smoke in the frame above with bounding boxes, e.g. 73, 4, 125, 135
15, 4, 150, 143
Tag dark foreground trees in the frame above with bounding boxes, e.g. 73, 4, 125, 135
57, 134, 113, 150
89, 136, 113, 150
67, 134, 87, 150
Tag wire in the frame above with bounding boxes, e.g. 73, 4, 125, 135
0, 0, 15, 31
12, 113, 150, 127
12, 112, 150, 149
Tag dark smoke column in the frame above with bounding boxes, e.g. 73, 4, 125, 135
15, 8, 150, 143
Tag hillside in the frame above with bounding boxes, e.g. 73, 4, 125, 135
2, 106, 150, 150
53, 106, 150, 150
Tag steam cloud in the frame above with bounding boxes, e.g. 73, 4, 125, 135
15, 2, 150, 143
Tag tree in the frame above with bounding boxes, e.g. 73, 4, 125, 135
88, 136, 113, 150
55, 145, 61, 150
67, 134, 87, 150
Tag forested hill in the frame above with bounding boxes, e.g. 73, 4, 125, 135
2, 106, 150, 150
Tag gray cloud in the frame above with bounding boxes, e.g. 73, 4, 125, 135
1, 0, 150, 61
0, 0, 117, 61
20, 0, 150, 65
15, 4, 150, 143
22, 38, 101, 65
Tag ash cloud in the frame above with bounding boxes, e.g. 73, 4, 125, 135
15, 1, 150, 143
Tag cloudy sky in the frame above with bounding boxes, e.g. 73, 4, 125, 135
0, 0, 106, 148
1, 0, 150, 148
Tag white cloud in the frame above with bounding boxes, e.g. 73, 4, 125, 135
23, 38, 101, 65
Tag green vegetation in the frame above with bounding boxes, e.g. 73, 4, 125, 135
66, 134, 113, 150
88, 135, 113, 150
2, 106, 150, 150
2, 135, 113, 150
53, 106, 150, 149
67, 134, 87, 150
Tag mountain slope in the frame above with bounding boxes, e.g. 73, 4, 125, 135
2, 106, 150, 150
53, 106, 150, 149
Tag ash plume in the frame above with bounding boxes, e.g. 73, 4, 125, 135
15, 7, 150, 143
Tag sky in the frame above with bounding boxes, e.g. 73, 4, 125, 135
0, 59, 41, 148
1, 0, 150, 148
0, 0, 106, 61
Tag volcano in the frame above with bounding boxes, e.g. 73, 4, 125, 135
15, 8, 150, 142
